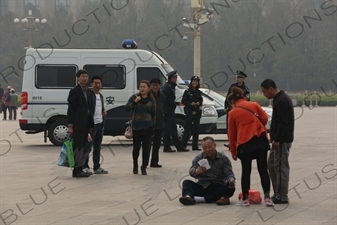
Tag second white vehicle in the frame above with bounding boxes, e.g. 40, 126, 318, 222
200, 88, 272, 133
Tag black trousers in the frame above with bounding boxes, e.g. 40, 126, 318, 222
2, 106, 8, 119
182, 180, 235, 202
182, 111, 201, 149
132, 127, 152, 168
240, 150, 271, 200
163, 110, 184, 151
72, 116, 91, 174
150, 129, 163, 165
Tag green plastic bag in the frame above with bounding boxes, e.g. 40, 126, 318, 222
64, 139, 75, 168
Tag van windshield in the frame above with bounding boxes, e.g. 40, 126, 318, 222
162, 64, 187, 88
205, 89, 226, 102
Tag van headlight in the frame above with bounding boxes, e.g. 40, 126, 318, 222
202, 106, 217, 117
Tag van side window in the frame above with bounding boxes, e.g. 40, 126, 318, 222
84, 65, 125, 89
36, 65, 77, 88
137, 68, 164, 87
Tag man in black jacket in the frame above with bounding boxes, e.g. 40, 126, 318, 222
83, 76, 108, 175
149, 78, 166, 167
67, 69, 94, 178
161, 70, 189, 152
261, 79, 294, 204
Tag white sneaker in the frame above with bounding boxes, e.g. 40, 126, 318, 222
94, 167, 108, 174
82, 168, 93, 175
242, 199, 250, 207
265, 198, 274, 207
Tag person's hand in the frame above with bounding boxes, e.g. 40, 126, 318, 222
228, 178, 236, 189
272, 141, 280, 150
191, 102, 196, 106
232, 155, 237, 161
196, 102, 200, 106
195, 166, 206, 175
224, 109, 229, 114
68, 126, 73, 135
135, 95, 141, 103
102, 111, 107, 117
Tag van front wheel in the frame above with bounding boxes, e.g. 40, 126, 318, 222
48, 120, 69, 146
175, 118, 191, 141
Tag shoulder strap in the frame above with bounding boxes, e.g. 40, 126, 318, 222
130, 96, 137, 126
235, 105, 259, 117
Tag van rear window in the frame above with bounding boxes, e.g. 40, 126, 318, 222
83, 65, 125, 89
35, 65, 77, 88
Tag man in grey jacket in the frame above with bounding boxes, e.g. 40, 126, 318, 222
179, 136, 236, 205
8, 88, 18, 120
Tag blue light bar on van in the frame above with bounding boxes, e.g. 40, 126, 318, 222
122, 39, 138, 49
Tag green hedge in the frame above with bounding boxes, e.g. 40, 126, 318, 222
217, 91, 337, 107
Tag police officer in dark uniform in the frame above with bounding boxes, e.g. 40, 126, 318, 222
181, 76, 203, 150
162, 70, 189, 152
224, 70, 250, 147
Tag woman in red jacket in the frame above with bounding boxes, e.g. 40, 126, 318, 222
227, 87, 273, 207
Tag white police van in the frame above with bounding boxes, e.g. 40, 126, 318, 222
19, 44, 218, 146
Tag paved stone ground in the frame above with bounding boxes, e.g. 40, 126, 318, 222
0, 107, 336, 225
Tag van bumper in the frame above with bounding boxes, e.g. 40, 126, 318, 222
199, 123, 217, 134
19, 120, 46, 133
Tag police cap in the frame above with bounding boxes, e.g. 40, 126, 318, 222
167, 70, 178, 78
236, 70, 247, 78
190, 76, 200, 81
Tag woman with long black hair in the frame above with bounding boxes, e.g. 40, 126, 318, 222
125, 80, 156, 175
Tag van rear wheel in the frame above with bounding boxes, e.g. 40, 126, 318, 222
48, 119, 69, 146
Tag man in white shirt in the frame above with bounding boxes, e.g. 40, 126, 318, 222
83, 76, 108, 174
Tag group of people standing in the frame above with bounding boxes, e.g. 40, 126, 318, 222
125, 70, 204, 175
179, 71, 294, 207
68, 69, 204, 177
67, 68, 294, 207
0, 84, 18, 120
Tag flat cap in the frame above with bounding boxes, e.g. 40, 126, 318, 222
150, 78, 161, 84
236, 70, 247, 78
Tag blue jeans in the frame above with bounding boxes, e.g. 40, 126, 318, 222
84, 123, 103, 171
182, 180, 235, 203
